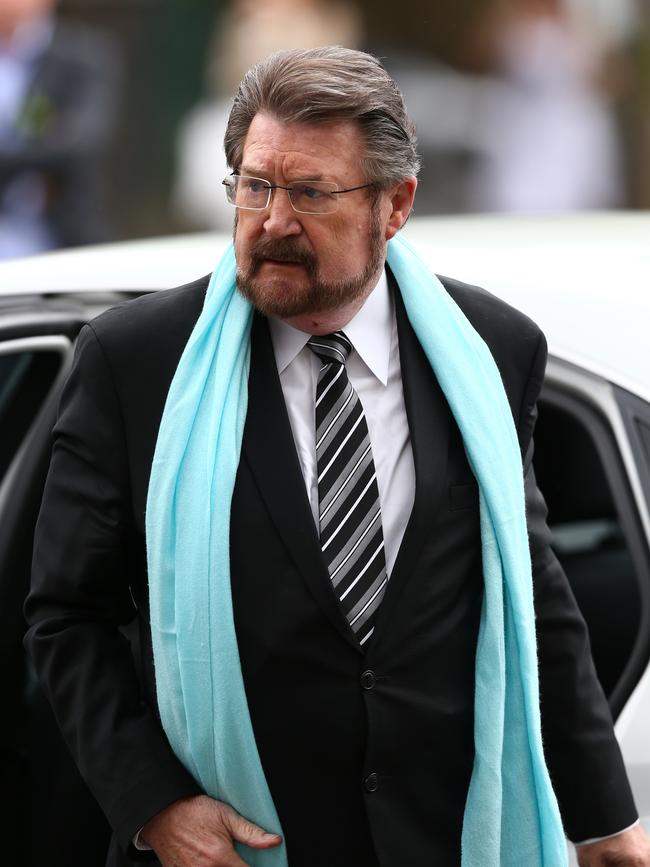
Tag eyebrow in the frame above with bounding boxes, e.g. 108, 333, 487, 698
239, 167, 326, 182
239, 166, 266, 178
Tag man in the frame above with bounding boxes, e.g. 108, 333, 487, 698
0, 0, 120, 258
25, 47, 650, 867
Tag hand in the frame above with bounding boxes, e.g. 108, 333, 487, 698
576, 824, 650, 866
140, 795, 282, 867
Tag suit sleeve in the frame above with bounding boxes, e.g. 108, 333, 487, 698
520, 333, 638, 840
24, 325, 201, 853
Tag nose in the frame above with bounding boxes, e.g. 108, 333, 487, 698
262, 188, 303, 238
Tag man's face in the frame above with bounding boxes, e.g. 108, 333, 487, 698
233, 113, 389, 325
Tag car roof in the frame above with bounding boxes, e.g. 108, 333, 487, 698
406, 213, 649, 402
0, 212, 647, 400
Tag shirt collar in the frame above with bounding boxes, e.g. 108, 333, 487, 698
268, 269, 391, 386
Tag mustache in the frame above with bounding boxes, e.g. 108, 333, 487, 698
249, 239, 317, 276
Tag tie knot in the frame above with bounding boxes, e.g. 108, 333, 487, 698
307, 332, 352, 366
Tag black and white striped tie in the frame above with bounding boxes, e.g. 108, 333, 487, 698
307, 331, 387, 647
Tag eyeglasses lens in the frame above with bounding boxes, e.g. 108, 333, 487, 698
288, 182, 338, 214
229, 177, 270, 209
225, 177, 338, 214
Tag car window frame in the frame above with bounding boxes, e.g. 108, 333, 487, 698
0, 335, 74, 511
617, 387, 650, 516
541, 356, 650, 719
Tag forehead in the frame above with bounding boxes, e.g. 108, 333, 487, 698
240, 113, 365, 181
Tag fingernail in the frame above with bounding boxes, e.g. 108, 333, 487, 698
262, 832, 281, 841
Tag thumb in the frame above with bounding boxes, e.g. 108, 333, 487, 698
220, 804, 283, 850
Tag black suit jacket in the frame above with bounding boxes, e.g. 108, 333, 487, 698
24, 272, 637, 866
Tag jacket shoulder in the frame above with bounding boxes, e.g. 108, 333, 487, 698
437, 274, 546, 383
438, 274, 543, 348
88, 274, 208, 354
79, 275, 210, 402
436, 274, 548, 443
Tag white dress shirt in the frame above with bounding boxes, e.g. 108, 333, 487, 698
268, 269, 415, 577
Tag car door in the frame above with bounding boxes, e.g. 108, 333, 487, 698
533, 356, 650, 859
614, 387, 650, 843
0, 303, 112, 867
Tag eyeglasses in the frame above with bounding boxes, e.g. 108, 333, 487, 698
222, 174, 374, 215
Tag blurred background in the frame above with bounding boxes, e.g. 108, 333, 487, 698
0, 0, 648, 259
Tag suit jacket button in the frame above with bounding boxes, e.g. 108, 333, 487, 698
364, 772, 379, 793
360, 670, 376, 690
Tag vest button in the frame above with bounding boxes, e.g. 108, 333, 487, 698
360, 669, 376, 690
364, 772, 379, 793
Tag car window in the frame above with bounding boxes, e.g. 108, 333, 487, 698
638, 422, 650, 459
0, 349, 64, 484
534, 395, 644, 707
616, 388, 650, 516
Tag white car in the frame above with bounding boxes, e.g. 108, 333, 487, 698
1, 212, 648, 864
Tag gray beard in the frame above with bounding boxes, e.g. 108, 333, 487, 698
234, 208, 384, 318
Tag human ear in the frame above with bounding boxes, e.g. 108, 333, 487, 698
384, 176, 417, 240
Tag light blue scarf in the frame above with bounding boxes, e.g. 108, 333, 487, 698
146, 234, 568, 866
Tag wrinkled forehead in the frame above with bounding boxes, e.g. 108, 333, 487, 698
240, 113, 366, 183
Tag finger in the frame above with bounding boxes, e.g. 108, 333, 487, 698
220, 804, 282, 850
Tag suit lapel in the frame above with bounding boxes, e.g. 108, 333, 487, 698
241, 313, 362, 653
368, 275, 452, 649
241, 274, 453, 656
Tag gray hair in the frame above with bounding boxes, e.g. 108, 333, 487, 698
224, 46, 420, 188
